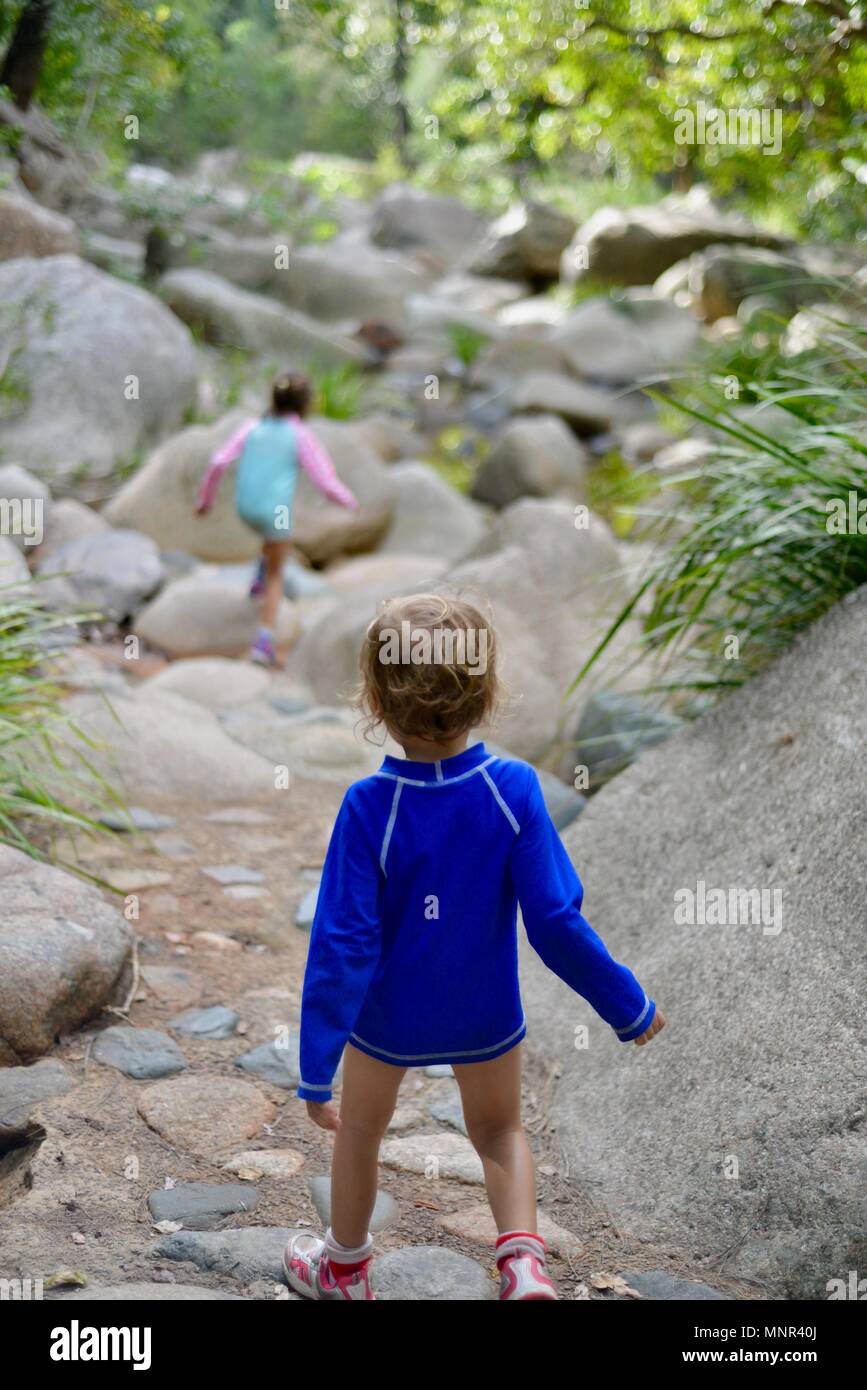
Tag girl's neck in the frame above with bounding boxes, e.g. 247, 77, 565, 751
397, 734, 469, 763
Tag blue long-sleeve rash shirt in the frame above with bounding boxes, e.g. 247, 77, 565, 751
297, 742, 655, 1101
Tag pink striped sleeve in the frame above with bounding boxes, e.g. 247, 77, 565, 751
294, 421, 358, 510
195, 419, 257, 511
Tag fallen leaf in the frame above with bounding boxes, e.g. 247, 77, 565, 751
44, 1269, 87, 1289
153, 1219, 183, 1235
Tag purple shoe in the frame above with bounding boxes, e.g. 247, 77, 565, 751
249, 632, 279, 668
249, 559, 266, 598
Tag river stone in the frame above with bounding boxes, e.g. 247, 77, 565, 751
428, 1090, 467, 1136
619, 1270, 728, 1300
98, 807, 176, 833
36, 527, 165, 622
370, 183, 485, 264
0, 463, 52, 552
234, 1039, 301, 1090
469, 200, 576, 282
132, 574, 301, 659
471, 414, 588, 509
223, 1149, 305, 1180
169, 1006, 240, 1040
523, 583, 867, 1299
0, 848, 132, 1063
436, 1203, 582, 1258
510, 372, 619, 434
0, 536, 30, 591
548, 294, 701, 383
0, 189, 79, 260
202, 865, 264, 886
0, 1060, 74, 1129
371, 1247, 496, 1301
564, 690, 684, 787
0, 255, 198, 483
54, 1283, 245, 1301
308, 1174, 399, 1232
137, 1075, 276, 1157
140, 966, 204, 1010
35, 497, 108, 563
148, 1181, 258, 1230
380, 1133, 484, 1185
379, 461, 487, 561
142, 658, 271, 710
153, 1226, 294, 1283
92, 1026, 187, 1080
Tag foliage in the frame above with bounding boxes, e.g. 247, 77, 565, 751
572, 300, 867, 710
312, 363, 365, 420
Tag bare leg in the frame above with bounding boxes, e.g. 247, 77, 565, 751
260, 539, 292, 632
330, 1043, 405, 1248
453, 1044, 536, 1233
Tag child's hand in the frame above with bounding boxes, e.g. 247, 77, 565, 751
634, 1008, 666, 1046
305, 1099, 341, 1132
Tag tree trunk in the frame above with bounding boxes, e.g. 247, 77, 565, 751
391, 0, 412, 165
1, 0, 54, 111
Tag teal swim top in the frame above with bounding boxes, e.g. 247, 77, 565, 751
234, 417, 299, 540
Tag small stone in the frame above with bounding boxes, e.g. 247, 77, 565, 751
223, 884, 271, 901
308, 1175, 398, 1232
99, 807, 177, 833
141, 966, 203, 1008
295, 886, 319, 931
223, 1149, 305, 1180
234, 1040, 300, 1090
190, 932, 242, 952
104, 869, 173, 893
437, 1203, 582, 1257
371, 1247, 496, 1301
0, 1060, 74, 1129
92, 1026, 187, 1080
148, 1181, 258, 1231
137, 1075, 276, 1157
152, 834, 196, 859
168, 1006, 240, 1040
618, 1270, 729, 1301
204, 809, 275, 825
424, 1064, 454, 1079
202, 865, 266, 885
380, 1133, 484, 1185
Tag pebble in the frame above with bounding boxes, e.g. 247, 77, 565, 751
424, 1064, 454, 1079
99, 808, 177, 833
152, 834, 196, 859
168, 1006, 240, 1040
380, 1133, 484, 1185
0, 1060, 74, 1129
371, 1247, 496, 1301
618, 1270, 729, 1300
295, 886, 319, 931
141, 966, 204, 1008
91, 1026, 187, 1080
222, 1149, 305, 1180
201, 865, 266, 885
234, 1039, 301, 1089
308, 1175, 398, 1232
148, 1181, 258, 1231
137, 1075, 275, 1157
223, 884, 271, 901
104, 869, 173, 893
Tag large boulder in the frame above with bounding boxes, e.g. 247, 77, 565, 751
36, 497, 108, 563
547, 294, 701, 383
471, 415, 588, 509
104, 414, 394, 565
469, 201, 576, 283
133, 573, 301, 658
563, 191, 786, 287
509, 372, 622, 434
0, 848, 133, 1064
370, 184, 486, 264
665, 244, 837, 323
36, 528, 165, 622
379, 462, 488, 560
522, 585, 867, 1298
62, 689, 278, 802
158, 268, 368, 365
0, 189, 79, 261
0, 256, 198, 483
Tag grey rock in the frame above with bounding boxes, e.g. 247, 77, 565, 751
619, 1270, 728, 1301
470, 200, 576, 283
92, 1026, 187, 1080
309, 1174, 399, 1232
153, 1226, 294, 1283
428, 1091, 468, 1136
371, 1246, 496, 1301
99, 806, 177, 833
202, 865, 265, 886
235, 1039, 301, 1089
37, 527, 165, 622
568, 691, 683, 786
0, 1060, 74, 1129
148, 1181, 258, 1230
53, 1283, 246, 1301
471, 414, 588, 510
424, 1064, 454, 1079
0, 848, 132, 1064
524, 583, 867, 1299
295, 886, 319, 932
169, 1006, 240, 1040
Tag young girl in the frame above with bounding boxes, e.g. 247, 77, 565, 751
195, 373, 358, 667
286, 593, 665, 1302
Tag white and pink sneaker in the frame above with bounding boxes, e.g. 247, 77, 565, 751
283, 1232, 375, 1301
496, 1232, 558, 1301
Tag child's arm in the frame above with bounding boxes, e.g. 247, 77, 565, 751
510, 768, 659, 1044
195, 419, 256, 513
295, 421, 359, 510
297, 789, 382, 1108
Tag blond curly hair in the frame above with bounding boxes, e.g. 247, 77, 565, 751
356, 593, 501, 743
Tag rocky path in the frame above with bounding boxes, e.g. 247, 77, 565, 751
0, 754, 755, 1302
